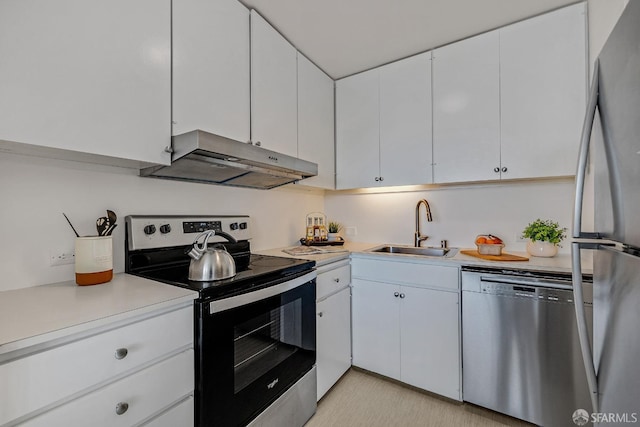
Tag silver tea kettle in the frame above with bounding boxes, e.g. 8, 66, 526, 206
187, 230, 237, 281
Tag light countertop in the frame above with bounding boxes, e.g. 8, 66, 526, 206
258, 242, 591, 275
0, 274, 198, 356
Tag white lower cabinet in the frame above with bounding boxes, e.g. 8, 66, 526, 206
315, 260, 352, 400
351, 257, 461, 401
142, 396, 194, 427
1, 305, 194, 426
21, 350, 193, 427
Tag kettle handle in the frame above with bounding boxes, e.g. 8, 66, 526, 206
213, 231, 237, 244
188, 230, 238, 260
188, 230, 215, 260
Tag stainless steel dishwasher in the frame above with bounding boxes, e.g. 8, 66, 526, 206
462, 266, 592, 426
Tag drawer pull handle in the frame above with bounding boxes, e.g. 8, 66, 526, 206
334, 278, 340, 283
115, 402, 129, 415
318, 312, 323, 317
114, 348, 128, 360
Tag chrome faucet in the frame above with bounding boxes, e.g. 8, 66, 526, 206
415, 199, 433, 247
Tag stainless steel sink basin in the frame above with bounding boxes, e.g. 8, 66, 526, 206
368, 245, 458, 257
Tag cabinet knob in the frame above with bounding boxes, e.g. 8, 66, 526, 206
255, 141, 261, 147
318, 312, 323, 317
115, 402, 129, 415
379, 177, 384, 182
399, 293, 406, 299
334, 278, 340, 283
374, 177, 379, 182
394, 292, 400, 298
114, 348, 128, 360
494, 167, 500, 173
501, 167, 508, 173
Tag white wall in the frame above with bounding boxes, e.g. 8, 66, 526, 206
0, 152, 323, 291
325, 180, 575, 252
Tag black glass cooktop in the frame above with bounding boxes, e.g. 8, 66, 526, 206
135, 254, 315, 300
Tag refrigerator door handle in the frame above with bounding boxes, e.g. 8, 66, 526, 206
573, 60, 601, 239
571, 242, 599, 413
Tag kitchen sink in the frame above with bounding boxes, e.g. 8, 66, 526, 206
368, 245, 458, 257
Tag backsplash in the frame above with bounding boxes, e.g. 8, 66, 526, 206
325, 179, 585, 253
0, 152, 324, 291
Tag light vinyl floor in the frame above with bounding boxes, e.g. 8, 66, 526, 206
306, 369, 532, 427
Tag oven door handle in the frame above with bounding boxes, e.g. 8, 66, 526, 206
209, 271, 317, 314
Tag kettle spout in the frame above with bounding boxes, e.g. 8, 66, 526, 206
187, 246, 205, 261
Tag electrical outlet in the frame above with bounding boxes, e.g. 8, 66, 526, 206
50, 251, 75, 266
345, 226, 357, 236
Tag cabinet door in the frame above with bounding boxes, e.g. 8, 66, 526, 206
297, 53, 335, 189
0, 0, 171, 165
173, 0, 250, 142
433, 30, 500, 183
351, 279, 400, 380
400, 286, 460, 401
335, 69, 380, 189
316, 287, 352, 400
250, 10, 298, 157
500, 3, 587, 179
379, 52, 433, 186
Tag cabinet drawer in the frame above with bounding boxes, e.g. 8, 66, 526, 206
22, 350, 194, 427
352, 258, 459, 291
316, 262, 351, 300
0, 306, 193, 425
142, 395, 194, 427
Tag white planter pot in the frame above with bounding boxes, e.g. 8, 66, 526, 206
327, 232, 340, 242
526, 240, 558, 257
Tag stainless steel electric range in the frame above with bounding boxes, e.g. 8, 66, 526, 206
125, 215, 317, 427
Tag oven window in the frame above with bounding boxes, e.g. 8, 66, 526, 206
234, 298, 302, 393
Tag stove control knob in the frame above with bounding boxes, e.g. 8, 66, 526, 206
159, 224, 171, 234
143, 224, 156, 235
239, 222, 248, 230
230, 222, 239, 230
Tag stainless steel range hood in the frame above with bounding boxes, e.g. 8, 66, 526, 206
140, 130, 318, 189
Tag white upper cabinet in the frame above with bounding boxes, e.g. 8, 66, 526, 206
250, 10, 298, 157
379, 52, 433, 187
500, 2, 587, 180
336, 68, 380, 189
297, 53, 335, 189
432, 30, 501, 183
0, 0, 171, 166
336, 52, 432, 189
172, 0, 250, 142
433, 4, 587, 183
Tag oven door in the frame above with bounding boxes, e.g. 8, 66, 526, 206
196, 272, 316, 427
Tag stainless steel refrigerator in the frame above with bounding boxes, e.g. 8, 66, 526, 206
573, 0, 640, 423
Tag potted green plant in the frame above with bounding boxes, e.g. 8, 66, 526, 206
521, 219, 567, 257
327, 221, 343, 242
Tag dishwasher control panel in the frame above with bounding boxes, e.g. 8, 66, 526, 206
462, 268, 593, 305
480, 282, 576, 303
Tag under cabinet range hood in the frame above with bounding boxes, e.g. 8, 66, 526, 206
140, 130, 317, 189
